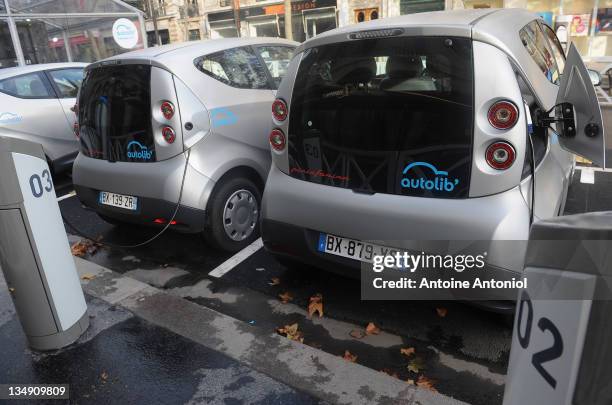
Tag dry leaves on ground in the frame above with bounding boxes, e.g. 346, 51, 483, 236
349, 329, 365, 339
400, 347, 416, 357
365, 322, 380, 335
416, 376, 437, 392
278, 291, 293, 304
71, 238, 102, 257
436, 307, 448, 318
343, 350, 358, 362
268, 277, 280, 286
308, 293, 324, 318
100, 371, 108, 381
380, 368, 399, 379
276, 323, 304, 343
81, 274, 96, 281
407, 356, 426, 374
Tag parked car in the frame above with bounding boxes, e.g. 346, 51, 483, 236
0, 62, 87, 174
261, 9, 605, 309
73, 38, 298, 252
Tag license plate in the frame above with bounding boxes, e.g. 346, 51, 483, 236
99, 191, 138, 211
317, 233, 400, 263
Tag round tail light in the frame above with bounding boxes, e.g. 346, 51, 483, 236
486, 141, 516, 170
161, 101, 175, 120
488, 101, 518, 130
162, 126, 176, 144
269, 129, 286, 151
272, 99, 288, 121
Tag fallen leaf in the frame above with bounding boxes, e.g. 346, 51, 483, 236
269, 277, 280, 286
276, 323, 304, 342
417, 375, 437, 392
81, 274, 96, 281
436, 307, 448, 318
343, 350, 357, 362
308, 293, 324, 318
380, 368, 399, 379
100, 371, 108, 381
365, 322, 380, 335
8, 287, 15, 293
400, 347, 416, 357
278, 291, 293, 304
407, 356, 426, 374
349, 329, 365, 339
406, 379, 415, 385
71, 241, 89, 257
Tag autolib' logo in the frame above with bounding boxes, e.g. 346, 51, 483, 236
400, 162, 459, 192
0, 112, 23, 125
127, 141, 153, 160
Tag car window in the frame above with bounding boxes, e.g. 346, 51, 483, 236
49, 68, 84, 98
194, 46, 270, 89
541, 24, 565, 76
0, 72, 52, 98
520, 20, 561, 84
257, 46, 294, 89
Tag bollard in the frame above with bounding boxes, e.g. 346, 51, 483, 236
503, 211, 612, 405
0, 136, 88, 351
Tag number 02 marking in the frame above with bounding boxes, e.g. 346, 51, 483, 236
29, 170, 53, 198
516, 291, 564, 389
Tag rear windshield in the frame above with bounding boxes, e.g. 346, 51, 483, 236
287, 36, 474, 198
78, 64, 154, 162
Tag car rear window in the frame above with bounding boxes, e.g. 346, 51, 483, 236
78, 64, 155, 162
287, 36, 474, 199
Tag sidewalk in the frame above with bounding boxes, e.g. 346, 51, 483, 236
0, 258, 466, 405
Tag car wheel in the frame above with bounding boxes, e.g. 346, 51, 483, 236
205, 177, 261, 252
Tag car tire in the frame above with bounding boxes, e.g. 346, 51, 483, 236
204, 176, 261, 253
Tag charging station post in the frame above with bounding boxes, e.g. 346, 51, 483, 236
0, 136, 88, 351
503, 212, 612, 405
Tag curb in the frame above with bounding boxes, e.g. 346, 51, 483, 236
75, 256, 468, 405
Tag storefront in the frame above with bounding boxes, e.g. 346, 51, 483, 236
0, 0, 146, 69
207, 0, 338, 42
459, 0, 612, 57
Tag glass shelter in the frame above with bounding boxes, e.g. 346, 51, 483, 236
0, 0, 146, 69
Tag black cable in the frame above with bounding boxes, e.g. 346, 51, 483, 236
61, 148, 192, 249
528, 132, 536, 225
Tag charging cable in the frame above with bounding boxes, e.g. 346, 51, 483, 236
61, 148, 191, 249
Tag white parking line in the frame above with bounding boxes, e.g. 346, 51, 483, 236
580, 168, 595, 184
209, 238, 263, 278
57, 191, 76, 202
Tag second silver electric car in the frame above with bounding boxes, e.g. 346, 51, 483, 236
261, 9, 605, 306
72, 38, 297, 251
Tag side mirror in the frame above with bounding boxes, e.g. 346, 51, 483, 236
587, 69, 602, 86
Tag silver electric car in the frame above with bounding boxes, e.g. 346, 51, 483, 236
72, 38, 297, 252
261, 9, 605, 303
0, 63, 87, 173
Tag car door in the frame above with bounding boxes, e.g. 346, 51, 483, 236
0, 71, 75, 161
554, 43, 606, 167
45, 67, 85, 131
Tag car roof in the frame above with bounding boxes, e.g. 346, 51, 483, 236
87, 37, 299, 72
0, 62, 88, 80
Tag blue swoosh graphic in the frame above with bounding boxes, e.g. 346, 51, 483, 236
402, 161, 448, 176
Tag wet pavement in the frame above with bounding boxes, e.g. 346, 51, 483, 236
5, 166, 608, 405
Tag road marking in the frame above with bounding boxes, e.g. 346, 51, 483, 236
57, 190, 76, 202
580, 168, 595, 184
209, 238, 263, 278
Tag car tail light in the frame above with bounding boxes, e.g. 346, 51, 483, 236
488, 101, 518, 130
269, 129, 286, 151
162, 126, 176, 144
486, 141, 516, 170
272, 99, 288, 121
161, 101, 174, 120
154, 218, 177, 225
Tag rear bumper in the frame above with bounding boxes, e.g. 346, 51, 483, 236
72, 152, 215, 233
74, 185, 205, 232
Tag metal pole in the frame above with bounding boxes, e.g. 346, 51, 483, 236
138, 12, 148, 48
588, 0, 600, 56
147, 0, 161, 45
62, 29, 73, 62
233, 0, 241, 37
284, 0, 293, 40
4, 0, 26, 66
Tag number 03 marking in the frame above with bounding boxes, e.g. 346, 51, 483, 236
516, 290, 564, 389
29, 170, 53, 198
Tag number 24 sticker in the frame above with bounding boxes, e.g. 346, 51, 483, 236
516, 290, 564, 389
29, 170, 53, 198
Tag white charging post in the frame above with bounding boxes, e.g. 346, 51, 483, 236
0, 136, 88, 351
503, 212, 612, 405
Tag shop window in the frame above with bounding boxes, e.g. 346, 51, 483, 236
354, 8, 378, 23
189, 29, 201, 41
194, 46, 270, 89
0, 73, 53, 98
0, 19, 18, 68
48, 68, 84, 98
257, 46, 295, 88
16, 19, 68, 65
520, 20, 561, 84
400, 0, 444, 15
